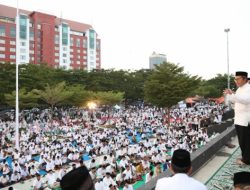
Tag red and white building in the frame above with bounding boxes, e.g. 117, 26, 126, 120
0, 4, 101, 70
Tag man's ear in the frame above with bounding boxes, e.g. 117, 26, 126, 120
169, 164, 174, 174
187, 166, 192, 175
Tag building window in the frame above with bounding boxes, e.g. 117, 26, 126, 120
10, 55, 15, 59
55, 59, 59, 62
0, 25, 6, 36
62, 24, 68, 45
20, 48, 26, 53
20, 55, 26, 60
77, 61, 80, 64
37, 24, 41, 29
29, 31, 34, 40
20, 42, 26, 46
55, 35, 59, 44
63, 47, 67, 51
30, 43, 34, 48
96, 41, 100, 50
63, 53, 67, 57
77, 55, 80, 59
55, 53, 59, 56
0, 54, 5, 58
55, 46, 59, 50
10, 48, 15, 52
20, 15, 28, 39
30, 50, 34, 54
89, 29, 95, 49
0, 47, 5, 51
76, 38, 80, 47
10, 27, 16, 38
70, 38, 73, 46
0, 39, 5, 44
83, 39, 87, 48
10, 41, 15, 45
63, 59, 67, 63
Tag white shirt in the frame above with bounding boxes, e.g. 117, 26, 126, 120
33, 177, 44, 189
123, 184, 133, 190
103, 176, 116, 189
155, 173, 207, 190
145, 172, 153, 183
46, 173, 57, 186
123, 169, 133, 180
95, 181, 104, 190
228, 83, 250, 126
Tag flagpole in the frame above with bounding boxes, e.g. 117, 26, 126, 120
15, 0, 20, 150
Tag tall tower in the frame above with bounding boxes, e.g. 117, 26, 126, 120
149, 52, 167, 69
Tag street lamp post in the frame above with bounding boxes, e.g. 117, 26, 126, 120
15, 0, 20, 150
224, 28, 230, 90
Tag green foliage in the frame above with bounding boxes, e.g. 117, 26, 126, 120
144, 62, 201, 108
194, 74, 235, 98
0, 63, 16, 106
33, 81, 73, 108
4, 88, 39, 109
1, 61, 237, 108
64, 85, 93, 107
92, 91, 124, 106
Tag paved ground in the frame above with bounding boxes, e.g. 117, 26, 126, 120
193, 135, 250, 190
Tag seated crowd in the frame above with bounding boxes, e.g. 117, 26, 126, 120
0, 102, 227, 189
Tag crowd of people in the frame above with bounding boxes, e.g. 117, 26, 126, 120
0, 101, 228, 189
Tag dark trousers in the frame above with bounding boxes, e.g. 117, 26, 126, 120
235, 124, 250, 164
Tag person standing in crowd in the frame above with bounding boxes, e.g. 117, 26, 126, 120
223, 71, 250, 165
155, 149, 207, 190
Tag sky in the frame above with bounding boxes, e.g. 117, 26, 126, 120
1, 0, 250, 79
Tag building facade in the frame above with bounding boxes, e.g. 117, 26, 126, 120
0, 4, 101, 71
149, 52, 167, 69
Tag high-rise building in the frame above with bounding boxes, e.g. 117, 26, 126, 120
149, 52, 167, 69
0, 4, 101, 71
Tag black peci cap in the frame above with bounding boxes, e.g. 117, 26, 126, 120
234, 172, 250, 186
171, 149, 191, 168
60, 166, 94, 190
235, 71, 248, 77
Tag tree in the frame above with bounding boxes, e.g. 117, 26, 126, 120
4, 88, 39, 109
91, 91, 124, 124
33, 81, 73, 108
93, 91, 124, 106
64, 85, 94, 107
0, 63, 16, 107
205, 73, 235, 96
144, 62, 201, 125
